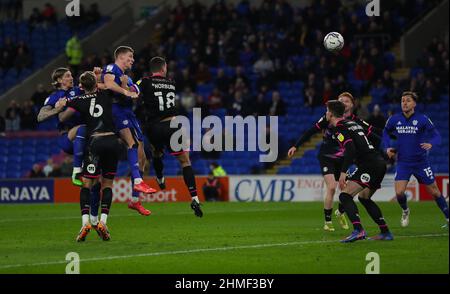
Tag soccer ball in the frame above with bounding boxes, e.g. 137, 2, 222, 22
323, 32, 344, 52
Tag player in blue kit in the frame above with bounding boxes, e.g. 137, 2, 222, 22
101, 46, 156, 216
383, 91, 449, 228
37, 67, 102, 225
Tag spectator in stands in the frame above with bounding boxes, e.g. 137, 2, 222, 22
210, 162, 227, 177
176, 68, 196, 91
215, 68, 230, 93
60, 157, 73, 177
353, 99, 369, 120
31, 84, 49, 108
28, 7, 42, 29
355, 56, 375, 82
228, 90, 247, 116
367, 104, 386, 130
253, 52, 274, 75
386, 80, 403, 104
304, 86, 320, 108
20, 101, 37, 130
423, 79, 439, 103
5, 100, 20, 118
202, 173, 221, 201
42, 2, 57, 25
43, 159, 54, 177
29, 164, 45, 178
65, 32, 83, 76
14, 46, 31, 70
321, 81, 334, 105
5, 108, 20, 131
0, 37, 16, 69
253, 93, 268, 116
195, 62, 212, 84
49, 164, 62, 177
382, 70, 394, 89
208, 88, 224, 110
268, 91, 286, 116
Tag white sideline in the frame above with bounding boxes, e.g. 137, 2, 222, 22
0, 233, 447, 270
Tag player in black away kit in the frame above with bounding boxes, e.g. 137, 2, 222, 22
288, 92, 382, 232
326, 100, 393, 243
137, 57, 203, 217
59, 71, 123, 241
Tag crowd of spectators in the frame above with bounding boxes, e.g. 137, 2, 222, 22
0, 37, 32, 73
2, 0, 447, 135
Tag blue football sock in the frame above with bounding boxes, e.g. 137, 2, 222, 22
73, 126, 86, 169
90, 182, 101, 217
435, 195, 449, 219
127, 148, 141, 180
396, 193, 408, 211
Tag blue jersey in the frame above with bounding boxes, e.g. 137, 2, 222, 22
383, 112, 441, 163
43, 86, 84, 131
101, 63, 139, 109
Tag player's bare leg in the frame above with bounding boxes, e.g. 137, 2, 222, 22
175, 152, 203, 217
395, 180, 410, 227
425, 181, 449, 228
323, 174, 337, 231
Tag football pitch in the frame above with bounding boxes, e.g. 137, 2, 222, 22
0, 202, 448, 274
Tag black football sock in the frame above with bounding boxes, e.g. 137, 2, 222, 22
153, 156, 164, 179
359, 197, 389, 234
324, 209, 332, 222
338, 202, 345, 214
80, 187, 91, 225
100, 188, 113, 224
339, 192, 363, 231
182, 166, 198, 199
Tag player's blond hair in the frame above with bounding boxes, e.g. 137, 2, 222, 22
51, 67, 70, 89
338, 92, 355, 106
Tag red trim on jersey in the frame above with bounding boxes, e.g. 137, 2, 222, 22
343, 139, 353, 146
83, 174, 100, 179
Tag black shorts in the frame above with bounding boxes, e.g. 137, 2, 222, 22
318, 155, 343, 181
348, 159, 386, 190
83, 135, 121, 180
146, 120, 189, 155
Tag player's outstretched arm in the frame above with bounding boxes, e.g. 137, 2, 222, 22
37, 98, 67, 122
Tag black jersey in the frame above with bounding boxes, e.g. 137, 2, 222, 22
67, 91, 115, 136
331, 119, 381, 173
294, 113, 381, 159
137, 75, 180, 124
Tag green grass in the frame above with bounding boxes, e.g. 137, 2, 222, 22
0, 202, 448, 274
